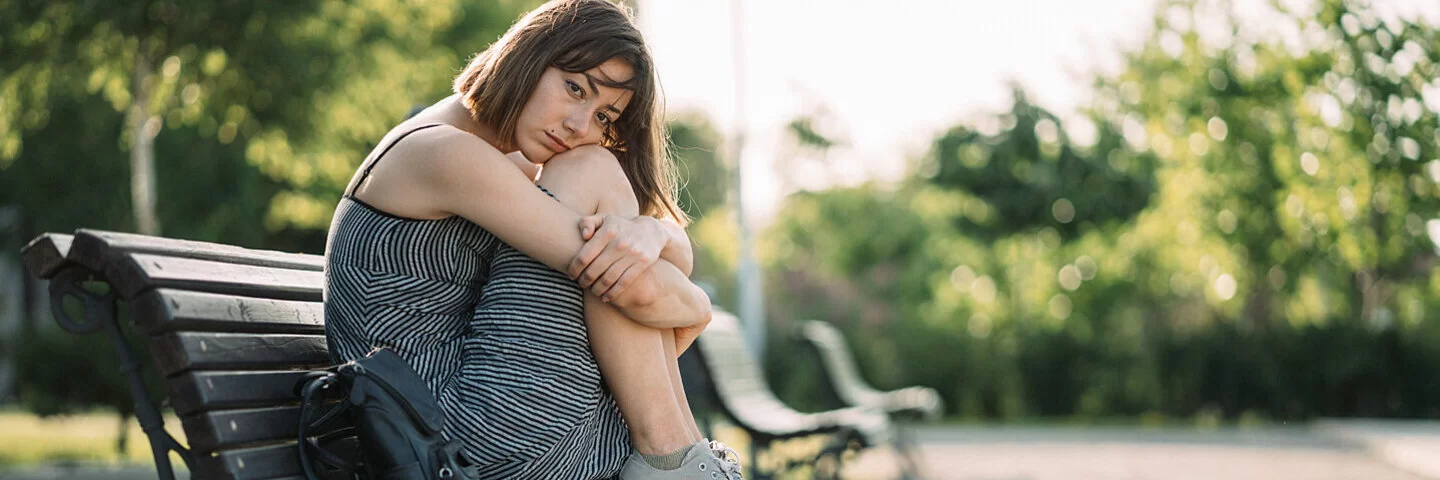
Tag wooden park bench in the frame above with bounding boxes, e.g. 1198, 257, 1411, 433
22, 229, 354, 480
793, 320, 943, 422
22, 229, 893, 480
682, 311, 894, 480
792, 319, 945, 479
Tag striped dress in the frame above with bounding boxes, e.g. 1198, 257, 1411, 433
323, 123, 632, 479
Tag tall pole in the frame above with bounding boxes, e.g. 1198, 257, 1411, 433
729, 0, 765, 358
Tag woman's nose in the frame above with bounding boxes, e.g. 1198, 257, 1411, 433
564, 110, 590, 140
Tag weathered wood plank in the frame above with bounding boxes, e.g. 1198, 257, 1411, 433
183, 405, 350, 452
109, 254, 322, 301
193, 437, 359, 480
20, 233, 75, 279
68, 229, 322, 273
134, 289, 324, 335
183, 406, 304, 452
149, 332, 330, 376
169, 371, 315, 417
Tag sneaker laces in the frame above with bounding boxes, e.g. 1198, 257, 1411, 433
706, 440, 745, 480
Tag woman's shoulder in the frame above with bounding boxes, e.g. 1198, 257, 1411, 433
382, 121, 505, 175
384, 121, 487, 156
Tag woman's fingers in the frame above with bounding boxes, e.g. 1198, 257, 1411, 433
569, 224, 617, 279
579, 238, 627, 288
578, 214, 605, 240
569, 215, 665, 293
600, 260, 657, 302
595, 261, 638, 300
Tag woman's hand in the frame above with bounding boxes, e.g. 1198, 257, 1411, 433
569, 214, 667, 301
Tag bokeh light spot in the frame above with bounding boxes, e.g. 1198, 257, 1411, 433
1059, 265, 1082, 291
1214, 274, 1237, 301
1052, 198, 1075, 223
1217, 209, 1237, 234
1075, 256, 1098, 280
1301, 152, 1320, 176
1049, 294, 1073, 320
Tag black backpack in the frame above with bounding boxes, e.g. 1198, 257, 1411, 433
296, 348, 477, 480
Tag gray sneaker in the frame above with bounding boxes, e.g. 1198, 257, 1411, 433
704, 440, 744, 480
619, 439, 745, 480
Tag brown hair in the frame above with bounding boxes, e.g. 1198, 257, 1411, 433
454, 0, 686, 225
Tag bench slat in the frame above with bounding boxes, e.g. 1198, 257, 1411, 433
20, 233, 75, 279
109, 253, 323, 301
150, 332, 330, 376
184, 406, 306, 452
194, 437, 359, 480
184, 405, 353, 453
69, 229, 323, 273
694, 312, 888, 443
170, 371, 316, 417
134, 289, 324, 335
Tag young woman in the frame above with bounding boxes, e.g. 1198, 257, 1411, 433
322, 1, 743, 479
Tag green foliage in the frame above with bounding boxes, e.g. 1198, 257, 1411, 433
12, 324, 160, 419
1, 0, 537, 419
924, 87, 1157, 240
758, 0, 1440, 421
669, 113, 729, 221
0, 0, 535, 247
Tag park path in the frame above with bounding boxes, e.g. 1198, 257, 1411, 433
844, 422, 1440, 480
3, 421, 1437, 480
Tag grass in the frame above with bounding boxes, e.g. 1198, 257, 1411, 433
0, 409, 184, 467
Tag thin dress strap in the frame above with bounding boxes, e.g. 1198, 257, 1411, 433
348, 123, 447, 197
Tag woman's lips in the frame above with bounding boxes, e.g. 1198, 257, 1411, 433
545, 132, 571, 153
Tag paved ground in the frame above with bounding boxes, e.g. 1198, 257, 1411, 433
846, 423, 1440, 480
4, 422, 1438, 480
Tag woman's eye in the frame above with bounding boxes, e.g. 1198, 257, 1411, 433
566, 80, 582, 96
596, 112, 612, 127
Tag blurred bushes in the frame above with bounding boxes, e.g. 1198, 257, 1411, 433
743, 0, 1440, 421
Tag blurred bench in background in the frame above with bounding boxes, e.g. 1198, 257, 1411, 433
793, 319, 944, 478
793, 320, 943, 423
683, 311, 894, 480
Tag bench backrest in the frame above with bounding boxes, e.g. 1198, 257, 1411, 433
795, 320, 881, 407
25, 230, 349, 480
691, 311, 845, 441
796, 320, 944, 421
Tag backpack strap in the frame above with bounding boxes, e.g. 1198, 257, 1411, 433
297, 372, 361, 480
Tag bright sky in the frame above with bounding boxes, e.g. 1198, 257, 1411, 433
638, 0, 1440, 225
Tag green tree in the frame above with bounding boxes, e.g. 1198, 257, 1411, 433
924, 86, 1157, 240
758, 0, 1440, 420
1, 0, 536, 450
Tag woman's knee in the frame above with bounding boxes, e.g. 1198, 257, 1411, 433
539, 145, 636, 209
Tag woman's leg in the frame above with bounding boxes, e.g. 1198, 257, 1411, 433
583, 297, 703, 454
658, 325, 704, 441
537, 149, 704, 455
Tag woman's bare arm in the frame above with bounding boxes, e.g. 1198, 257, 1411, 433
415, 129, 707, 328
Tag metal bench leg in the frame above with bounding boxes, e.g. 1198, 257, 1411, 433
751, 441, 770, 480
894, 425, 925, 480
50, 267, 194, 480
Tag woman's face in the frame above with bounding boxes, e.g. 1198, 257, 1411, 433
514, 57, 635, 164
